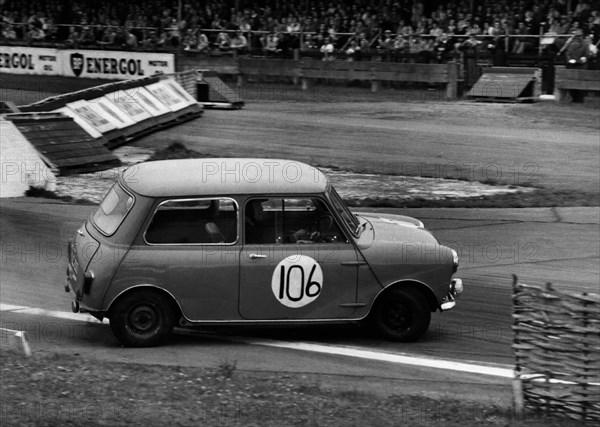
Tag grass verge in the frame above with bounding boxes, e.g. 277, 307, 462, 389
0, 350, 578, 427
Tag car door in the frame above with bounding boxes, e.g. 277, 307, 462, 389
113, 197, 242, 321
239, 197, 360, 320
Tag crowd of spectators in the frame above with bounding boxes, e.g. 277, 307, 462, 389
1, 1, 599, 60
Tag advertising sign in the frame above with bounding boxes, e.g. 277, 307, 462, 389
54, 107, 103, 138
105, 89, 154, 123
89, 96, 137, 129
145, 80, 194, 112
65, 100, 119, 134
62, 50, 174, 80
163, 78, 198, 104
131, 87, 172, 117
0, 47, 61, 75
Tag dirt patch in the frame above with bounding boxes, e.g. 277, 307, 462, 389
0, 350, 573, 427
47, 143, 598, 207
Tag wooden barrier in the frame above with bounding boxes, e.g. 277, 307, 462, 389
554, 66, 600, 102
298, 60, 459, 99
239, 58, 300, 84
179, 57, 459, 98
512, 276, 600, 422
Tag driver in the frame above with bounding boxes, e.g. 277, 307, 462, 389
288, 213, 334, 244
245, 199, 274, 244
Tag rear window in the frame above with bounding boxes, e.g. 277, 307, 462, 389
145, 198, 238, 244
92, 184, 134, 235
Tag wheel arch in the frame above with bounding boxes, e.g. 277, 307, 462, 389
369, 280, 440, 315
106, 284, 183, 320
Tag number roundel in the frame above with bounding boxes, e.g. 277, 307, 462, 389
271, 255, 323, 308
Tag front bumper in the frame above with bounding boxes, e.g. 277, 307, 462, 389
440, 278, 463, 311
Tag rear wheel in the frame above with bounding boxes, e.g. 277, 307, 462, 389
109, 291, 176, 347
371, 288, 431, 342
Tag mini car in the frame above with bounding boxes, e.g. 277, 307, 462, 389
66, 158, 463, 347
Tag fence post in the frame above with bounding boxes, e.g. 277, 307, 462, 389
581, 292, 589, 422
512, 275, 525, 420
543, 282, 554, 415
236, 56, 243, 87
446, 61, 458, 99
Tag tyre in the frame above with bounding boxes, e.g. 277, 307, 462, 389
109, 291, 176, 347
371, 288, 431, 342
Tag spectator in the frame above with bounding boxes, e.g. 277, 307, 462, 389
124, 28, 138, 49
197, 31, 209, 53
98, 26, 117, 46
215, 29, 231, 52
301, 33, 316, 51
345, 39, 360, 61
565, 28, 591, 101
64, 26, 81, 48
378, 29, 394, 51
286, 15, 301, 33
320, 36, 335, 60
167, 19, 182, 47
394, 34, 409, 53
408, 34, 426, 55
141, 29, 158, 50
183, 28, 198, 51
156, 30, 168, 48
230, 29, 248, 54
434, 33, 452, 61
460, 32, 482, 50
26, 24, 45, 42
263, 32, 281, 55
78, 26, 95, 46
512, 22, 532, 54
2, 24, 17, 40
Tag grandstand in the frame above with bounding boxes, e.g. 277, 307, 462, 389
1, 1, 598, 63
1, 1, 598, 98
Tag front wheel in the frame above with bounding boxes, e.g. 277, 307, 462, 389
109, 291, 176, 347
371, 288, 431, 342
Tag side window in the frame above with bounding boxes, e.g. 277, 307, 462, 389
245, 197, 346, 244
92, 184, 134, 236
145, 198, 238, 244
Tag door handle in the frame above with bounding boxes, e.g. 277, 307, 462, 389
249, 254, 267, 259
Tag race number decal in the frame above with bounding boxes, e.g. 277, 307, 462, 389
271, 255, 323, 308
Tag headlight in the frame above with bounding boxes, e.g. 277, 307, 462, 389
451, 249, 459, 268
450, 278, 463, 295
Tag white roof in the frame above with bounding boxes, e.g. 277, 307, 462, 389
122, 158, 330, 197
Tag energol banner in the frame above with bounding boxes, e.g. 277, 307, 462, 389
0, 47, 61, 75
0, 46, 174, 79
61, 49, 174, 79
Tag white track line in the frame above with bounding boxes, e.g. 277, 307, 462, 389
1, 302, 515, 378
0, 303, 103, 323
246, 339, 514, 378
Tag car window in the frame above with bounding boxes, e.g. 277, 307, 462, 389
327, 186, 359, 236
92, 184, 134, 235
245, 197, 346, 244
145, 198, 238, 244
